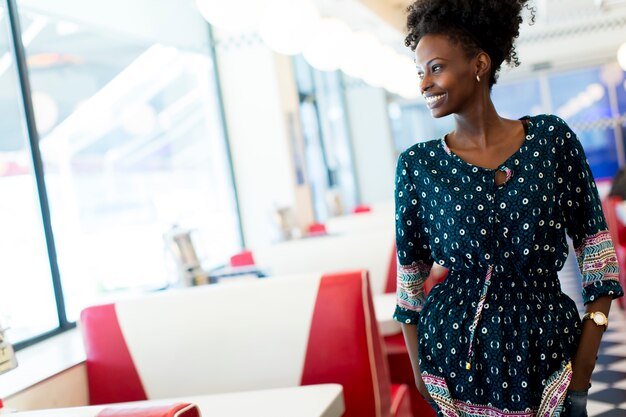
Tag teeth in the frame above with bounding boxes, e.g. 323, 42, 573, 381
425, 94, 445, 104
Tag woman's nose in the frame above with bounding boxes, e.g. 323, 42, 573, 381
420, 76, 432, 95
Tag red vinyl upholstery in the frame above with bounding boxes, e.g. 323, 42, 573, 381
385, 244, 397, 294
81, 271, 412, 417
602, 196, 626, 309
80, 303, 148, 403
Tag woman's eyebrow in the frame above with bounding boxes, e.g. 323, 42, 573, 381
415, 57, 447, 68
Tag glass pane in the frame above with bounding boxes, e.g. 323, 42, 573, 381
18, 4, 241, 320
549, 66, 619, 180
314, 70, 358, 211
492, 78, 544, 119
389, 102, 454, 152
0, 6, 59, 343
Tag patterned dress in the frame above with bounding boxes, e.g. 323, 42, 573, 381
393, 114, 624, 417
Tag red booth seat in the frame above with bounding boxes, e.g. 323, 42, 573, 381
602, 196, 626, 309
81, 271, 412, 417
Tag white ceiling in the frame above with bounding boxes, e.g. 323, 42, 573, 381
350, 0, 626, 81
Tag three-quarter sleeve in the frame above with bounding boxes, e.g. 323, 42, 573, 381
393, 152, 434, 324
559, 121, 624, 304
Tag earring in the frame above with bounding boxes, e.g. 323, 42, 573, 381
476, 75, 481, 82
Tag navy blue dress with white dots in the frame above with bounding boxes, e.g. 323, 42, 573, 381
393, 114, 624, 417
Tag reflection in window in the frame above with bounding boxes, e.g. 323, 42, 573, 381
314, 70, 358, 213
293, 56, 358, 218
18, 7, 240, 320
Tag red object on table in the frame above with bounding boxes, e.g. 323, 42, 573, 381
307, 223, 327, 235
230, 250, 255, 267
353, 205, 372, 214
97, 403, 200, 417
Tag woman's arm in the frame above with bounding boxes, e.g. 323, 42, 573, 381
569, 295, 613, 391
400, 322, 433, 400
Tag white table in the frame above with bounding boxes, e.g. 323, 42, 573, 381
374, 293, 402, 336
326, 211, 394, 235
11, 384, 345, 417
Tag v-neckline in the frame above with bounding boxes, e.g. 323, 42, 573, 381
440, 116, 533, 172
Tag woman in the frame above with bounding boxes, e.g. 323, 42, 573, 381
392, 1, 625, 416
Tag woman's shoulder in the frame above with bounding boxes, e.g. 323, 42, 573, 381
399, 138, 441, 162
526, 113, 573, 131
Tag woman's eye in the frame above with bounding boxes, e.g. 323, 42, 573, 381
432, 65, 442, 72
417, 72, 425, 80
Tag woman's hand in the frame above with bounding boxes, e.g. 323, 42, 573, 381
569, 356, 594, 391
569, 296, 612, 391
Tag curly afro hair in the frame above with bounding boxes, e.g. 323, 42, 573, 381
405, 0, 535, 87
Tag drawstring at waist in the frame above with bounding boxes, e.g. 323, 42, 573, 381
466, 264, 493, 370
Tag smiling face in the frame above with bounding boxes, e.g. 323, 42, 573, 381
415, 33, 483, 118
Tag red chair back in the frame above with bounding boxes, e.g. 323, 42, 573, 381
385, 244, 397, 293
307, 223, 327, 235
230, 250, 255, 267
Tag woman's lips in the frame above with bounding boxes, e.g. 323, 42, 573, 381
425, 93, 446, 109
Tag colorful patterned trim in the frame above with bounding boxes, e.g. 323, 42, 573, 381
422, 374, 457, 417
423, 374, 534, 417
575, 230, 620, 287
455, 402, 533, 417
466, 265, 493, 370
423, 364, 571, 417
537, 362, 572, 417
499, 166, 513, 182
441, 137, 452, 156
396, 261, 430, 311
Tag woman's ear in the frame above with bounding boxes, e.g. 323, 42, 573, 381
475, 51, 491, 80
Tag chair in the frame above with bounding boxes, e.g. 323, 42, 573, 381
81, 271, 412, 417
229, 250, 255, 267
307, 222, 328, 235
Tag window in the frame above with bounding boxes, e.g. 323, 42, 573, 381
293, 56, 358, 218
1, 0, 241, 345
0, 5, 59, 344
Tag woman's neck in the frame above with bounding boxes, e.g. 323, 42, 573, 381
450, 94, 507, 150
